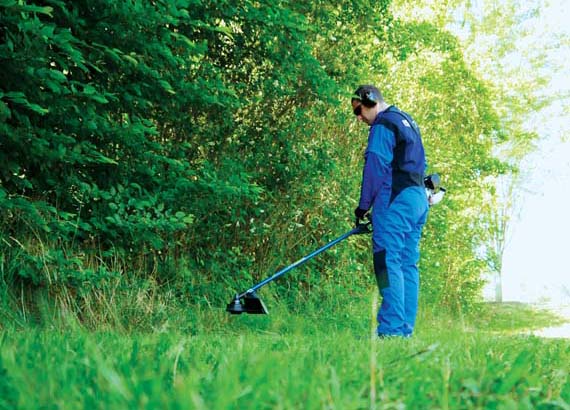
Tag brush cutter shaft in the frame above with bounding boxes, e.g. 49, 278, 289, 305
240, 225, 366, 298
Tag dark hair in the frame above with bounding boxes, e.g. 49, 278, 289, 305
352, 85, 383, 107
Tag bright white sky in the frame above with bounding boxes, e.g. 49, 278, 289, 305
501, 132, 570, 304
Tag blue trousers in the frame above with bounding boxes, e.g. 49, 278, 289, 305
371, 186, 429, 337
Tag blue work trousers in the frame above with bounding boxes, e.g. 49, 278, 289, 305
371, 186, 429, 337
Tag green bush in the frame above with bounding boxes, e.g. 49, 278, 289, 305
1, 0, 510, 323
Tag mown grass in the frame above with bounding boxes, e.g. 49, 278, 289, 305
0, 297, 569, 410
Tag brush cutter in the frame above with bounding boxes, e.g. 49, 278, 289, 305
226, 219, 372, 315
226, 173, 445, 315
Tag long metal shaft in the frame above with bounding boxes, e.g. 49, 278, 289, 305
239, 226, 362, 298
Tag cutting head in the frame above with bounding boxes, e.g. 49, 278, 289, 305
226, 292, 269, 315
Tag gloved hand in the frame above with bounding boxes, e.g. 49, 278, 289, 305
354, 207, 369, 220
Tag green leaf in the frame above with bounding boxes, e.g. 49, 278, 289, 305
44, 80, 60, 93
158, 80, 176, 95
27, 103, 49, 114
83, 85, 97, 95
0, 101, 11, 121
4, 92, 49, 114
90, 94, 109, 104
123, 54, 138, 65
90, 151, 118, 165
14, 4, 54, 16
0, 1, 17, 8
170, 32, 197, 49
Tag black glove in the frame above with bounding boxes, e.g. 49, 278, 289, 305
354, 207, 368, 220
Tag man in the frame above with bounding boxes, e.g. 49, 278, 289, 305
351, 85, 429, 338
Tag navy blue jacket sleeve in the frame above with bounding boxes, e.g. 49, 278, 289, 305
358, 124, 395, 210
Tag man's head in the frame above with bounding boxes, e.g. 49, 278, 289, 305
351, 85, 384, 125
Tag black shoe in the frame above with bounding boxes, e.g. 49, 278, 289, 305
377, 333, 410, 339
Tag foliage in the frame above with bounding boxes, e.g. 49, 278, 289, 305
0, 0, 338, 289
0, 0, 519, 319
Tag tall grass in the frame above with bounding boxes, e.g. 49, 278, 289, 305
1, 295, 569, 410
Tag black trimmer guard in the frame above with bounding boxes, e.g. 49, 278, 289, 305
226, 292, 269, 315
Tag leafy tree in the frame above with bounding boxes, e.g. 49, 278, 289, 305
0, 0, 522, 321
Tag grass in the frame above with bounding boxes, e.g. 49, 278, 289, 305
0, 296, 569, 410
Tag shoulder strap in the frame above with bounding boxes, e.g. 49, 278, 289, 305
384, 106, 421, 137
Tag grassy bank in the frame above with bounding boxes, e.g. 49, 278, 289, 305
0, 300, 569, 409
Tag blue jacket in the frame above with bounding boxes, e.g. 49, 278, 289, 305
359, 106, 426, 210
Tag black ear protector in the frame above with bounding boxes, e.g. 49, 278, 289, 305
353, 86, 381, 107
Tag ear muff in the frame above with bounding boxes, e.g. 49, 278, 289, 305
361, 89, 379, 107
354, 86, 380, 107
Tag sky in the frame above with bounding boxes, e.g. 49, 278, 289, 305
499, 130, 570, 304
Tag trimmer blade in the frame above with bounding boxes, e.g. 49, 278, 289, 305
226, 295, 245, 314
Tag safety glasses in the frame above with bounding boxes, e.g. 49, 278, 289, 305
353, 104, 362, 116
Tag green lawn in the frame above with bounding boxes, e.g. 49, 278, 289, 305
1, 301, 569, 409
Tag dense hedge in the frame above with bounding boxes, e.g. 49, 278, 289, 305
0, 0, 508, 321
